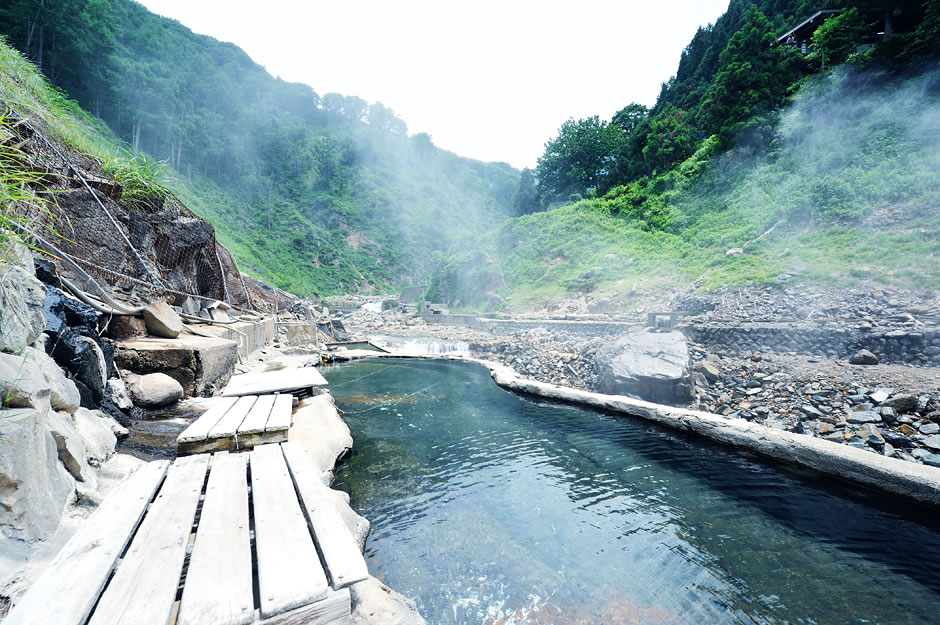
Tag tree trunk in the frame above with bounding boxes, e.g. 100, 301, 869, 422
133, 118, 142, 154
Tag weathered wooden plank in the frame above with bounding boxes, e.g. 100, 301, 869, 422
222, 368, 327, 397
3, 461, 170, 625
281, 443, 369, 589
259, 587, 351, 625
237, 394, 277, 435
88, 454, 210, 625
265, 393, 294, 433
208, 395, 257, 440
251, 444, 329, 618
178, 396, 239, 444
177, 452, 253, 625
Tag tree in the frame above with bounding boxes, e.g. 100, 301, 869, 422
698, 5, 800, 146
512, 168, 539, 215
641, 105, 697, 173
341, 95, 368, 122
811, 8, 870, 68
535, 116, 622, 206
367, 102, 407, 134
321, 92, 344, 114
611, 103, 649, 135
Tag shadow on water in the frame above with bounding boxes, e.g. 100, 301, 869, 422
326, 359, 940, 625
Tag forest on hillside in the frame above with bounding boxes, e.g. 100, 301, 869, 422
0, 0, 519, 296
431, 0, 940, 309
515, 0, 939, 214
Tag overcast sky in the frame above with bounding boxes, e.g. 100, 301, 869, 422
137, 0, 729, 169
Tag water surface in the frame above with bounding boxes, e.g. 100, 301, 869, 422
327, 359, 940, 625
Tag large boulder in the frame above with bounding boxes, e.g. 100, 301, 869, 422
73, 407, 118, 464
0, 401, 75, 542
595, 330, 694, 405
142, 301, 182, 338
0, 348, 80, 412
126, 372, 184, 408
0, 246, 46, 353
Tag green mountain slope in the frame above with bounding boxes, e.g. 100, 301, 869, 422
0, 0, 518, 296
429, 1, 940, 310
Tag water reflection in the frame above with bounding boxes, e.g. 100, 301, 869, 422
328, 359, 940, 625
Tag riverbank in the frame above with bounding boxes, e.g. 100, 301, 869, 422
339, 301, 940, 470
325, 345, 940, 507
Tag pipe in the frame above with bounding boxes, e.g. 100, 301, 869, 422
13, 223, 140, 314
61, 277, 144, 316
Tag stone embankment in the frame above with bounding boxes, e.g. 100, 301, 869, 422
337, 290, 940, 472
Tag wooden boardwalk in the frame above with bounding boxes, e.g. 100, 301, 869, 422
5, 443, 368, 625
177, 394, 294, 454
222, 368, 327, 398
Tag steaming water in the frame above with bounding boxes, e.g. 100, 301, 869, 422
327, 359, 940, 625
368, 335, 471, 356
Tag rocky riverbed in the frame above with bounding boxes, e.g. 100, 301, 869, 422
337, 298, 940, 469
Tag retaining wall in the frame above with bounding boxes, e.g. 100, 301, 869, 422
682, 325, 940, 366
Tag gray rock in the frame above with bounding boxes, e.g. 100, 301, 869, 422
0, 246, 47, 353
142, 301, 183, 339
923, 453, 940, 468
23, 345, 81, 412
595, 331, 694, 405
74, 407, 118, 463
47, 410, 89, 482
880, 406, 897, 424
925, 435, 940, 451
847, 411, 881, 424
869, 388, 893, 404
127, 372, 184, 408
916, 394, 931, 414
0, 401, 75, 541
0, 350, 51, 408
881, 394, 917, 413
106, 377, 134, 411
696, 361, 720, 383
849, 349, 878, 365
919, 422, 940, 435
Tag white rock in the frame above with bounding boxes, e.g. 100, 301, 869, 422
0, 401, 75, 542
0, 245, 46, 353
24, 345, 81, 412
127, 372, 184, 408
47, 410, 90, 482
0, 351, 50, 408
74, 408, 118, 463
107, 377, 134, 411
142, 301, 182, 338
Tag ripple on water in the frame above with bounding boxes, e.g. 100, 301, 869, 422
327, 359, 940, 625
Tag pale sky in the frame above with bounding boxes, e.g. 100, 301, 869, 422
137, 0, 729, 169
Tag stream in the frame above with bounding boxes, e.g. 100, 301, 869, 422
325, 358, 940, 625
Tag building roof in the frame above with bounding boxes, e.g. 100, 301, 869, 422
778, 9, 841, 43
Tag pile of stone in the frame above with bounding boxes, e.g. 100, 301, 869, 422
672, 284, 938, 330
692, 349, 940, 467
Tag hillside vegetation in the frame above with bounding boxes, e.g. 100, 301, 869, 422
0, 0, 518, 296
431, 0, 940, 309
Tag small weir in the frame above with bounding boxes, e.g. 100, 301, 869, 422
326, 358, 940, 625
368, 335, 471, 356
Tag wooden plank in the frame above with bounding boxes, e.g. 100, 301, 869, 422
237, 394, 277, 435
222, 368, 327, 397
177, 453, 253, 625
3, 461, 169, 625
265, 393, 294, 433
88, 454, 210, 625
281, 443, 369, 589
178, 396, 239, 444
250, 444, 329, 618
208, 395, 257, 440
259, 588, 351, 625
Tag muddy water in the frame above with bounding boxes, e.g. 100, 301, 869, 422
327, 358, 940, 625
